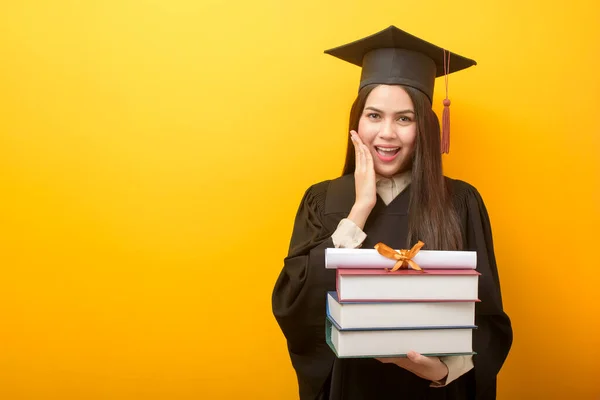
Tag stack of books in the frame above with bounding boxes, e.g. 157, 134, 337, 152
324, 243, 480, 358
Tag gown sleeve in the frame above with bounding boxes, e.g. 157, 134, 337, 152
271, 181, 337, 400
455, 181, 514, 400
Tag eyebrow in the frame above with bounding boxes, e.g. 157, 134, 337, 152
364, 106, 415, 114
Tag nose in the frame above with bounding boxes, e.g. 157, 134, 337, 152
377, 120, 398, 140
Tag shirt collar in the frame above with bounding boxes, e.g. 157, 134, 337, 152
376, 170, 412, 190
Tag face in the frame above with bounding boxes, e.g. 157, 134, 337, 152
357, 85, 417, 178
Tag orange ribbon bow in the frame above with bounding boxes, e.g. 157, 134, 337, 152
374, 241, 425, 272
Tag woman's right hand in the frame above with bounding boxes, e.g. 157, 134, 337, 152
348, 130, 377, 229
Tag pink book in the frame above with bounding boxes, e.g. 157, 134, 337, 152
336, 268, 481, 302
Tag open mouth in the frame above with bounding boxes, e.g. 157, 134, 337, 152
375, 147, 401, 157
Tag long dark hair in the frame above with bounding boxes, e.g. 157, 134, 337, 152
342, 84, 463, 251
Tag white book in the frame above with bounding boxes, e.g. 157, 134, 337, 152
326, 319, 475, 358
326, 292, 477, 330
325, 248, 477, 270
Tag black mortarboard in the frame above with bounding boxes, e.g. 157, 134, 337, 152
324, 25, 476, 102
324, 25, 477, 153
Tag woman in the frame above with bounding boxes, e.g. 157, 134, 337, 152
271, 26, 513, 400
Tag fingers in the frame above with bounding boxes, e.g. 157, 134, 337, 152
407, 351, 438, 367
407, 351, 426, 364
376, 353, 438, 369
407, 352, 447, 381
375, 353, 445, 381
350, 131, 360, 165
350, 131, 365, 172
351, 131, 374, 174
364, 141, 374, 172
375, 356, 410, 363
407, 351, 420, 361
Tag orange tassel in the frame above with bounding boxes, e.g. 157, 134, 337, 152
441, 49, 451, 154
442, 98, 450, 154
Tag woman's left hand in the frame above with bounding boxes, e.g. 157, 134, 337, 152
375, 351, 448, 382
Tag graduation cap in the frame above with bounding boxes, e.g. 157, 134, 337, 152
324, 25, 477, 153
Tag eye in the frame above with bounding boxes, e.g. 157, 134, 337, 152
397, 115, 413, 123
367, 113, 381, 120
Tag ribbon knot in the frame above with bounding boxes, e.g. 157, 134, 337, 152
374, 241, 425, 272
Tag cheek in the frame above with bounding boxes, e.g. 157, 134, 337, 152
400, 126, 417, 150
357, 119, 378, 143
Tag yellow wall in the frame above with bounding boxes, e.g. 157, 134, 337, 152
1, 1, 598, 399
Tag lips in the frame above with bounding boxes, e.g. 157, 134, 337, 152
374, 146, 401, 162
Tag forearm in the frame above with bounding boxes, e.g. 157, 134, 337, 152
347, 202, 374, 230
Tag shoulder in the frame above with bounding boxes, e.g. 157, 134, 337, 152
444, 176, 492, 222
300, 174, 355, 215
444, 176, 496, 238
445, 176, 486, 205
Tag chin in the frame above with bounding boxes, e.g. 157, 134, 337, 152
375, 164, 404, 178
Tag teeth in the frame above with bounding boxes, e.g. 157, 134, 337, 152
376, 147, 399, 153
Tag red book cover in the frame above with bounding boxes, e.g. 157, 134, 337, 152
335, 268, 481, 303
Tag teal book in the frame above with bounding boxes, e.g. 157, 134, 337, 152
325, 317, 477, 358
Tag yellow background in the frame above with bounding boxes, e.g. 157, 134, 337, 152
1, 1, 599, 399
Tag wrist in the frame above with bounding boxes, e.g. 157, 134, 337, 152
434, 360, 449, 382
348, 202, 374, 229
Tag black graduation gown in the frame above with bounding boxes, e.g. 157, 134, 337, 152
271, 174, 513, 400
